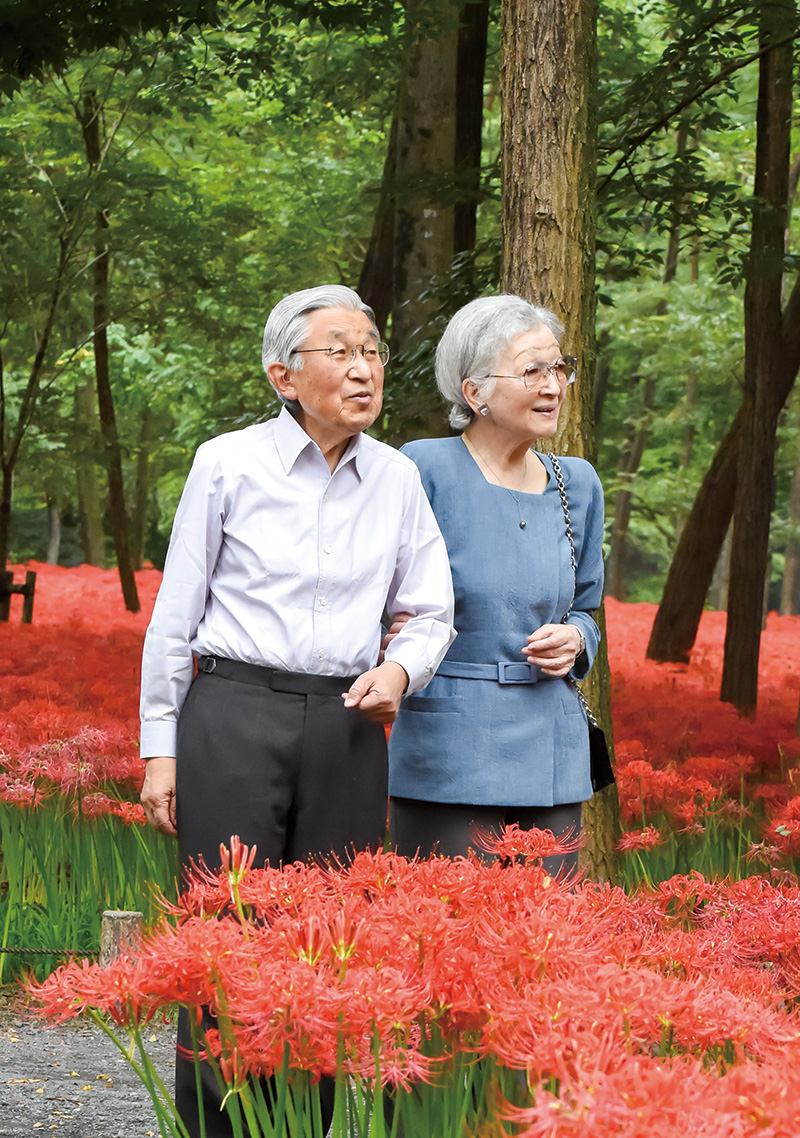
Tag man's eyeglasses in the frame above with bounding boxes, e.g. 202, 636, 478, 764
294, 342, 390, 367
478, 356, 577, 389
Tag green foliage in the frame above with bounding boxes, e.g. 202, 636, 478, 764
1, 0, 798, 603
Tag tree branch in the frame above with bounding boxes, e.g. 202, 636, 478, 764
599, 31, 799, 195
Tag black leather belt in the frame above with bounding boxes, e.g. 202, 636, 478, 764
196, 655, 358, 695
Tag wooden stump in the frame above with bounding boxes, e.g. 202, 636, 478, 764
100, 910, 143, 965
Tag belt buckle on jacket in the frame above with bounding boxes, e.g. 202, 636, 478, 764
497, 661, 538, 684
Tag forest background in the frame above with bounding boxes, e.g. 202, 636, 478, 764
1, 0, 799, 693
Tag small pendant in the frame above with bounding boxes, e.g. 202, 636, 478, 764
519, 520, 526, 529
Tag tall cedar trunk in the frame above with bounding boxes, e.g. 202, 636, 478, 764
74, 378, 106, 565
500, 0, 620, 881
453, 0, 490, 258
361, 0, 488, 436
720, 2, 792, 714
779, 434, 800, 614
391, 0, 459, 353
606, 376, 656, 600
78, 91, 139, 612
357, 112, 398, 336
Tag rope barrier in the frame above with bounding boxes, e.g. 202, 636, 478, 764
0, 946, 98, 956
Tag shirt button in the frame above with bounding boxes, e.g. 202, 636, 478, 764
319, 598, 327, 607
323, 495, 330, 504
318, 649, 326, 659
323, 545, 331, 554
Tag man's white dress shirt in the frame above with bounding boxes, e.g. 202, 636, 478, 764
139, 408, 456, 758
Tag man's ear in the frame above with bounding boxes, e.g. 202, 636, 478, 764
268, 361, 298, 402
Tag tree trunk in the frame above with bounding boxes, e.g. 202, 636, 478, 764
720, 2, 793, 714
0, 460, 11, 570
647, 410, 741, 660
779, 435, 800, 615
357, 111, 397, 336
130, 402, 152, 571
648, 8, 800, 667
0, 242, 69, 571
74, 378, 106, 566
391, 0, 460, 352
453, 0, 490, 258
606, 375, 656, 600
360, 0, 488, 342
46, 499, 61, 564
78, 90, 139, 612
500, 0, 619, 880
709, 523, 733, 611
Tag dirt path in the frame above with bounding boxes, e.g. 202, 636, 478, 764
0, 992, 176, 1137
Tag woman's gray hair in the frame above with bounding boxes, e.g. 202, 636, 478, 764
436, 295, 564, 429
262, 285, 378, 405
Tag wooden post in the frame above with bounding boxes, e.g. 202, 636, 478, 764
0, 569, 37, 622
100, 910, 143, 965
21, 570, 35, 623
0, 571, 10, 621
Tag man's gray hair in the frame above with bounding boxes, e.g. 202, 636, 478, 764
262, 285, 378, 405
436, 295, 564, 429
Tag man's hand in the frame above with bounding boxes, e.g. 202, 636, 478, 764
522, 623, 584, 678
141, 756, 178, 837
342, 661, 409, 724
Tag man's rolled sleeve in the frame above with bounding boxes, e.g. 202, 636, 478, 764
384, 468, 456, 695
139, 446, 224, 759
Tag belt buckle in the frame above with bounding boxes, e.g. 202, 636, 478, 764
497, 661, 537, 685
198, 656, 217, 673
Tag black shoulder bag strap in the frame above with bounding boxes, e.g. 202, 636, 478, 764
550, 454, 615, 792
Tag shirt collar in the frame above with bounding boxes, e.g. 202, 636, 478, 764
274, 405, 366, 479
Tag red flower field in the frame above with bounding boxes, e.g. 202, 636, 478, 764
4, 564, 800, 1134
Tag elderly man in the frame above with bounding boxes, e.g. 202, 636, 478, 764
139, 284, 455, 1134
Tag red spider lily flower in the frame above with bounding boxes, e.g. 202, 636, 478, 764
712, 799, 751, 822
112, 800, 147, 826
219, 835, 257, 883
677, 822, 706, 837
616, 827, 664, 853
472, 823, 583, 863
0, 773, 49, 807
72, 792, 118, 819
744, 841, 783, 865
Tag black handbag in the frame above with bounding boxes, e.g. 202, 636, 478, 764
550, 456, 615, 793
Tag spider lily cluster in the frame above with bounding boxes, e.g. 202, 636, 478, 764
606, 598, 800, 883
28, 833, 800, 1138
0, 563, 175, 978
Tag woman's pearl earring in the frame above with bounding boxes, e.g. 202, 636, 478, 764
478, 403, 490, 417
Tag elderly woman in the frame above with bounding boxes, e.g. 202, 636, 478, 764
387, 294, 605, 872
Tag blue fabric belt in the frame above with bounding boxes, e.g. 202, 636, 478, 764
436, 660, 540, 684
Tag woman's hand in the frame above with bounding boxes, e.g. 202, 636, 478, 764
522, 623, 584, 677
378, 612, 413, 663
